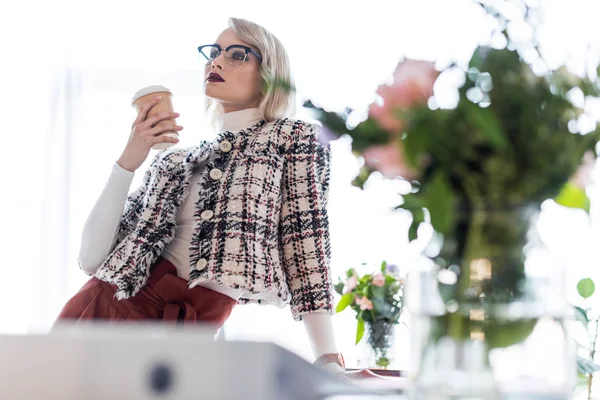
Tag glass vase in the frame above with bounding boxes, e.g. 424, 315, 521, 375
406, 206, 575, 399
357, 320, 398, 369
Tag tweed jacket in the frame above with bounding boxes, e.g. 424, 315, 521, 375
94, 118, 334, 321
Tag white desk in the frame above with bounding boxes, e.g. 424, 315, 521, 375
0, 323, 406, 399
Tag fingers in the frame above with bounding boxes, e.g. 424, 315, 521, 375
142, 111, 180, 129
133, 96, 162, 126
150, 134, 180, 146
147, 124, 184, 137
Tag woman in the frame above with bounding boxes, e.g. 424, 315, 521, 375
56, 17, 346, 375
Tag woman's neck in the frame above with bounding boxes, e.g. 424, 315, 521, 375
216, 108, 262, 132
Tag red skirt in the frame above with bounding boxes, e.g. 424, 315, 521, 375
55, 257, 236, 330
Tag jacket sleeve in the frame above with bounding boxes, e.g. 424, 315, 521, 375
113, 156, 158, 244
77, 153, 161, 275
279, 122, 335, 321
77, 162, 136, 275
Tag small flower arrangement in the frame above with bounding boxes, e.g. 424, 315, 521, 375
334, 261, 404, 368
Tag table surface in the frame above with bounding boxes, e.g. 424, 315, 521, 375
346, 368, 405, 378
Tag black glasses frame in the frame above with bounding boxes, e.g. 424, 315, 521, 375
197, 44, 263, 65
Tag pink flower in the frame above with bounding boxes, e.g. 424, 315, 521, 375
345, 275, 358, 293
372, 273, 386, 287
355, 296, 374, 310
368, 58, 439, 134
362, 137, 419, 180
392, 58, 440, 91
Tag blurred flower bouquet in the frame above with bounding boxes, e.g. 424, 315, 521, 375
334, 261, 404, 368
307, 2, 600, 397
307, 22, 600, 346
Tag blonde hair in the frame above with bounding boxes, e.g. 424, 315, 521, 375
204, 17, 296, 126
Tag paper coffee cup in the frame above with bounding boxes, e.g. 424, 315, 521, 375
131, 85, 179, 150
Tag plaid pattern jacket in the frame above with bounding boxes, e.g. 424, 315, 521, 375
94, 118, 334, 321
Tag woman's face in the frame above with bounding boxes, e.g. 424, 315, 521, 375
204, 28, 263, 113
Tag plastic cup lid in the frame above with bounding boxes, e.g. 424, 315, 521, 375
131, 85, 172, 104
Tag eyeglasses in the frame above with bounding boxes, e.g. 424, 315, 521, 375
197, 44, 262, 67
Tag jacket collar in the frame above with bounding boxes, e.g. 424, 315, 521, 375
214, 118, 266, 144
183, 118, 267, 169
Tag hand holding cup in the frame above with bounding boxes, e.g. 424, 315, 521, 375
117, 86, 183, 172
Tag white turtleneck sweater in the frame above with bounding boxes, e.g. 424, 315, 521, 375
78, 108, 342, 371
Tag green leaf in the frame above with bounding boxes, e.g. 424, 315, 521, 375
399, 193, 423, 209
408, 209, 425, 242
555, 182, 591, 213
349, 118, 391, 153
336, 293, 354, 313
398, 194, 426, 242
376, 357, 391, 368
356, 317, 365, 344
334, 281, 345, 296
574, 306, 589, 328
421, 172, 456, 235
385, 275, 397, 285
485, 318, 538, 349
577, 278, 595, 299
371, 285, 385, 299
577, 356, 600, 374
465, 101, 508, 149
402, 109, 433, 167
577, 371, 589, 386
381, 260, 387, 273
264, 76, 296, 94
351, 165, 374, 190
303, 101, 352, 138
372, 295, 393, 318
